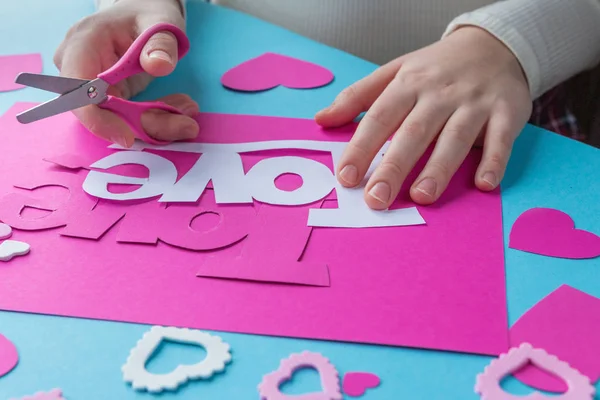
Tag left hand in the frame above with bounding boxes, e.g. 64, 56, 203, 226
315, 26, 532, 209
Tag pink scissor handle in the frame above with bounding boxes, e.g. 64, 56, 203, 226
98, 23, 190, 85
99, 96, 180, 145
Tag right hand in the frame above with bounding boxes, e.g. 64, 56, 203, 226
54, 0, 199, 148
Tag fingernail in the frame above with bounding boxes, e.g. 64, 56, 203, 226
415, 178, 437, 198
482, 172, 497, 187
182, 122, 199, 138
149, 49, 173, 64
111, 136, 128, 148
368, 182, 391, 204
339, 165, 358, 184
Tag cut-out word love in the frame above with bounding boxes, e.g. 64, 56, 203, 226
85, 140, 425, 229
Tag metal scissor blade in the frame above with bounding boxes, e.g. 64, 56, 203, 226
15, 73, 89, 95
16, 78, 109, 124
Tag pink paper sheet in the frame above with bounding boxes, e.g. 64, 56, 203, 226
0, 333, 18, 377
509, 208, 600, 259
510, 285, 600, 392
221, 53, 334, 92
0, 103, 508, 355
0, 54, 42, 92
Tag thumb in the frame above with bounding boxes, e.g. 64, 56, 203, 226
140, 31, 179, 77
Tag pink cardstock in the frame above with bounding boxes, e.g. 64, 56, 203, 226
0, 333, 18, 378
0, 54, 42, 92
221, 53, 334, 92
510, 285, 600, 392
509, 208, 600, 259
0, 103, 508, 356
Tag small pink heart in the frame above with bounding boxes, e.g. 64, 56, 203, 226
343, 372, 380, 397
0, 333, 19, 378
221, 53, 334, 92
509, 208, 600, 259
258, 351, 342, 400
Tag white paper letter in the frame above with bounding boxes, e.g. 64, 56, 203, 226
245, 156, 335, 205
83, 151, 177, 201
308, 143, 426, 228
160, 151, 252, 203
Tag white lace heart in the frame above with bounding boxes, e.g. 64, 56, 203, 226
0, 240, 30, 262
122, 326, 232, 392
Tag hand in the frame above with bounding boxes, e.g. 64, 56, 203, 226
316, 27, 532, 209
53, 0, 199, 147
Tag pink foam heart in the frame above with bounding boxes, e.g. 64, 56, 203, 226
258, 351, 342, 400
221, 53, 334, 92
509, 208, 600, 259
0, 333, 19, 378
343, 372, 380, 397
475, 343, 595, 399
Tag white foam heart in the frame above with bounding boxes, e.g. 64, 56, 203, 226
0, 240, 30, 262
0, 223, 12, 240
122, 326, 232, 393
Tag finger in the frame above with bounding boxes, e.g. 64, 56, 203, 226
410, 107, 488, 204
315, 58, 403, 127
141, 94, 200, 141
335, 78, 417, 188
72, 106, 136, 148
140, 31, 179, 77
364, 99, 454, 209
475, 106, 521, 191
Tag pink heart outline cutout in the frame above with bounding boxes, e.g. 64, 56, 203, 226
475, 343, 595, 400
257, 351, 342, 400
9, 388, 64, 400
221, 52, 334, 92
343, 371, 381, 397
509, 208, 600, 259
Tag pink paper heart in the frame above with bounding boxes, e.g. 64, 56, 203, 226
509, 208, 600, 259
221, 53, 334, 92
258, 351, 342, 400
0, 333, 19, 378
475, 343, 595, 399
343, 372, 380, 397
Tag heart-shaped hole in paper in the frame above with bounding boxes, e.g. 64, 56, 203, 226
279, 366, 323, 395
145, 339, 207, 375
500, 361, 566, 396
20, 206, 53, 220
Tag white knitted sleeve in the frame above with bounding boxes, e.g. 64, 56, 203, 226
95, 0, 186, 16
443, 0, 600, 99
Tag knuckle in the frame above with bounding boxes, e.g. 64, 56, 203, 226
444, 124, 476, 147
378, 159, 406, 180
425, 160, 451, 179
147, 31, 177, 51
400, 120, 427, 140
364, 107, 394, 130
345, 140, 375, 161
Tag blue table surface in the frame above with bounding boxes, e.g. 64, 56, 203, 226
0, 1, 599, 399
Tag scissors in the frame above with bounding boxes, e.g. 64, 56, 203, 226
14, 23, 190, 145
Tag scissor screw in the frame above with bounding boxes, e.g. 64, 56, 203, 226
87, 86, 98, 99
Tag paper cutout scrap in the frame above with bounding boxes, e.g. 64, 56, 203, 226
0, 53, 43, 92
342, 372, 381, 397
9, 389, 64, 400
0, 104, 508, 356
509, 208, 600, 259
509, 285, 600, 392
198, 203, 330, 287
0, 333, 19, 378
0, 240, 31, 262
258, 351, 342, 400
221, 52, 334, 92
122, 326, 232, 393
43, 154, 91, 170
0, 223, 12, 240
475, 343, 595, 400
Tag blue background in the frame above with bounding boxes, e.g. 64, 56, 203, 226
0, 1, 599, 399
